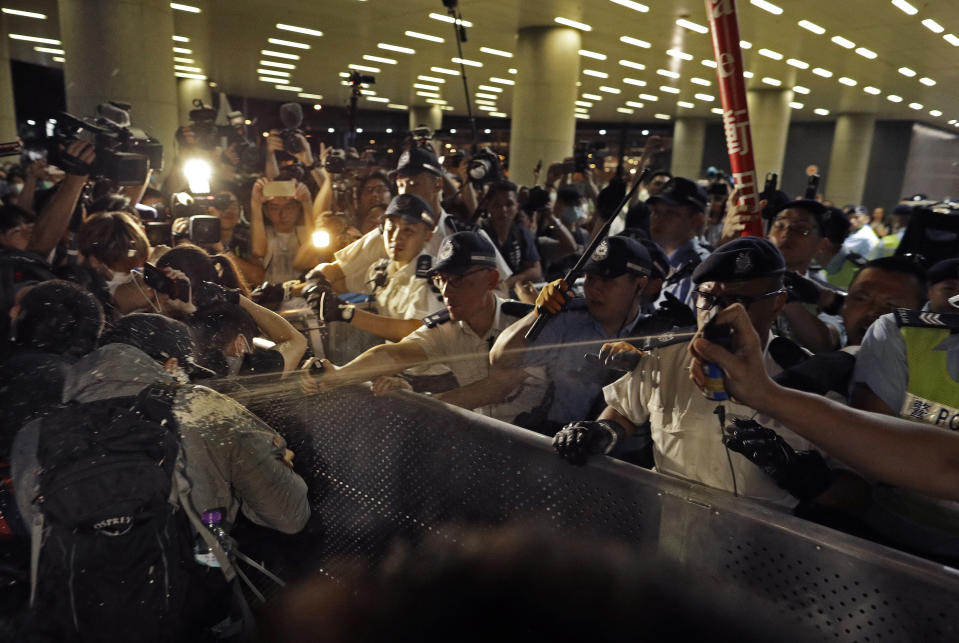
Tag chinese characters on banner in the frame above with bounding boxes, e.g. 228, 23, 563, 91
705, 0, 762, 235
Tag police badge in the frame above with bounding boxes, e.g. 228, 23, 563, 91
591, 239, 609, 262
734, 251, 753, 275
438, 239, 454, 262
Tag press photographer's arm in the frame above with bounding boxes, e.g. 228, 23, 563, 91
689, 304, 959, 501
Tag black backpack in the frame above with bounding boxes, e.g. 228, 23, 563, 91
25, 382, 212, 642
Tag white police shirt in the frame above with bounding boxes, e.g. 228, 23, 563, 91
402, 296, 546, 423
366, 259, 443, 320
602, 334, 819, 509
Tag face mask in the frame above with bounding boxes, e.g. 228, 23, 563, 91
105, 269, 134, 293
9, 182, 23, 195
38, 181, 53, 191
225, 354, 244, 377
559, 205, 585, 225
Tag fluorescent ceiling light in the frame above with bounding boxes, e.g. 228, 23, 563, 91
654, 113, 671, 120
508, 68, 517, 74
349, 64, 380, 73
554, 17, 591, 31
170, 3, 200, 13
702, 59, 717, 68
420, 75, 446, 83
677, 101, 695, 108
919, 77, 936, 86
174, 56, 195, 64
855, 47, 877, 59
425, 98, 448, 105
379, 43, 415, 54
476, 92, 499, 100
490, 112, 508, 118
260, 60, 294, 69
929, 109, 942, 117
475, 99, 497, 106
921, 19, 944, 33
750, 0, 783, 15
599, 86, 621, 94
887, 94, 903, 102
276, 85, 304, 92
480, 46, 512, 57
452, 57, 482, 67
786, 58, 809, 69
364, 55, 396, 65
639, 93, 658, 101
359, 89, 376, 96
575, 100, 593, 107
366, 96, 390, 103
812, 67, 833, 77
690, 77, 711, 86
415, 83, 440, 91
172, 46, 192, 54
676, 18, 708, 33
478, 84, 502, 92
626, 101, 645, 108
656, 69, 679, 78
8, 34, 60, 44
477, 105, 497, 112
710, 108, 724, 115
620, 36, 650, 48
298, 93, 323, 100
579, 49, 606, 60
261, 50, 299, 60
740, 40, 752, 49
388, 104, 408, 110
660, 85, 680, 94
762, 77, 781, 86
944, 34, 959, 47
838, 77, 857, 86
276, 24, 323, 37
758, 48, 783, 60
51, 56, 64, 62
623, 78, 647, 86
743, 71, 754, 78
34, 46, 65, 54
172, 35, 189, 42
583, 69, 608, 78
175, 65, 202, 73
575, 107, 590, 114
575, 114, 590, 119
891, 0, 918, 14
619, 59, 645, 70
415, 91, 439, 98
175, 72, 206, 80
863, 86, 881, 95
428, 13, 472, 27
610, 0, 649, 12
814, 108, 829, 115
582, 93, 603, 100
898, 67, 916, 77
666, 49, 693, 61
431, 66, 459, 75
798, 20, 825, 35
793, 85, 810, 94
617, 107, 635, 114
695, 93, 714, 101
267, 38, 310, 49
490, 77, 515, 85
908, 102, 923, 110
405, 30, 444, 42
789, 102, 804, 109
260, 77, 288, 84
2, 8, 46, 18
831, 35, 855, 49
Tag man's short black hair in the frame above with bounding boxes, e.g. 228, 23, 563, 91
0, 204, 32, 233
644, 169, 672, 185
556, 185, 583, 205
14, 280, 104, 358
850, 256, 928, 300
486, 180, 518, 199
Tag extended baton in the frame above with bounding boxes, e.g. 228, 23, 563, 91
525, 166, 651, 341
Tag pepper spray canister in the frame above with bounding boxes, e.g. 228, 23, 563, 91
701, 321, 734, 401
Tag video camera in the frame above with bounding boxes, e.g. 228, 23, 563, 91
324, 147, 366, 174
176, 100, 219, 151
39, 101, 163, 186
467, 147, 501, 187
563, 141, 606, 174
279, 102, 307, 155
225, 110, 260, 174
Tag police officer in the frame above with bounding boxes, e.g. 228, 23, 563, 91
305, 232, 545, 424
815, 207, 864, 290
305, 194, 443, 342
553, 237, 827, 508
491, 235, 653, 434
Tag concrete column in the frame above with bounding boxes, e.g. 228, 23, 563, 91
509, 26, 581, 186
409, 105, 442, 133
746, 88, 793, 177
670, 117, 706, 179
825, 113, 876, 206
0, 16, 18, 141
58, 0, 179, 176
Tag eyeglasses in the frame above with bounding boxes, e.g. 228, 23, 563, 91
692, 288, 785, 311
770, 220, 815, 237
362, 184, 391, 194
431, 268, 488, 290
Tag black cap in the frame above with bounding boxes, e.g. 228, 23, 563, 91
692, 237, 785, 284
646, 177, 707, 213
638, 238, 670, 281
927, 258, 959, 286
382, 194, 434, 226
100, 313, 214, 377
774, 199, 828, 236
582, 235, 652, 278
391, 147, 443, 178
893, 203, 914, 216
821, 207, 851, 246
429, 231, 497, 276
522, 186, 551, 214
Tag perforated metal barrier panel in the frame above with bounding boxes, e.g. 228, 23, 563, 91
252, 387, 959, 643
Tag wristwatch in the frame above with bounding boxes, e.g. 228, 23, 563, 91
341, 304, 355, 323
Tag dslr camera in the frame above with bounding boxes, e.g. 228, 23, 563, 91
175, 100, 220, 151
41, 101, 163, 186
278, 102, 307, 155
467, 147, 501, 187
224, 110, 261, 174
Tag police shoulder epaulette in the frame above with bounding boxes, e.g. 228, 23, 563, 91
768, 335, 811, 371
641, 325, 697, 350
415, 254, 433, 279
847, 253, 868, 268
444, 216, 477, 234
894, 308, 959, 330
422, 308, 452, 329
499, 299, 534, 318
565, 297, 590, 312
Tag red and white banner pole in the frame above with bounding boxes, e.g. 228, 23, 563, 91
705, 0, 763, 237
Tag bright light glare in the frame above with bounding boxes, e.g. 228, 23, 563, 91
312, 230, 331, 248
184, 159, 212, 194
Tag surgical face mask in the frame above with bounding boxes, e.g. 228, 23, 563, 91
225, 354, 244, 377
559, 205, 585, 225
105, 269, 134, 294
38, 180, 53, 191
8, 182, 23, 195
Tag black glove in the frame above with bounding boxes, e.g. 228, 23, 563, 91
250, 282, 285, 310
722, 418, 833, 501
195, 281, 241, 307
553, 420, 627, 465
655, 291, 697, 327
303, 268, 332, 290
783, 271, 821, 305
304, 282, 344, 322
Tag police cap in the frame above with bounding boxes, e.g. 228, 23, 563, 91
646, 177, 707, 213
382, 193, 434, 226
692, 237, 785, 284
391, 147, 444, 179
927, 258, 959, 286
429, 231, 497, 276
583, 235, 652, 278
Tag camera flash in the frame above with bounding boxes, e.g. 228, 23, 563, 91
312, 229, 331, 248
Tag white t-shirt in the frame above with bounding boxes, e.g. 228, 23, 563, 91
264, 227, 307, 284
367, 259, 443, 320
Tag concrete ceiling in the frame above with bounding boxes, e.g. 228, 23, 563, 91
6, 0, 959, 129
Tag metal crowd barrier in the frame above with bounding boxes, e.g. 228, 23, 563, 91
252, 386, 959, 643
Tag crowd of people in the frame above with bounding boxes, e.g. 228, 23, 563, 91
0, 103, 957, 641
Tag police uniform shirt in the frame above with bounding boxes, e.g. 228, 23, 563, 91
430, 211, 515, 293
480, 220, 541, 275
524, 301, 646, 426
402, 296, 547, 423
602, 335, 819, 508
843, 224, 881, 260
366, 258, 443, 320
657, 237, 712, 310
853, 311, 959, 423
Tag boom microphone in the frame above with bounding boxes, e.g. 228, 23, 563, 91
280, 102, 304, 130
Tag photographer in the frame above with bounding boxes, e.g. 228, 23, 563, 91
200, 190, 263, 285
353, 170, 394, 233
249, 176, 315, 284
26, 140, 95, 258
